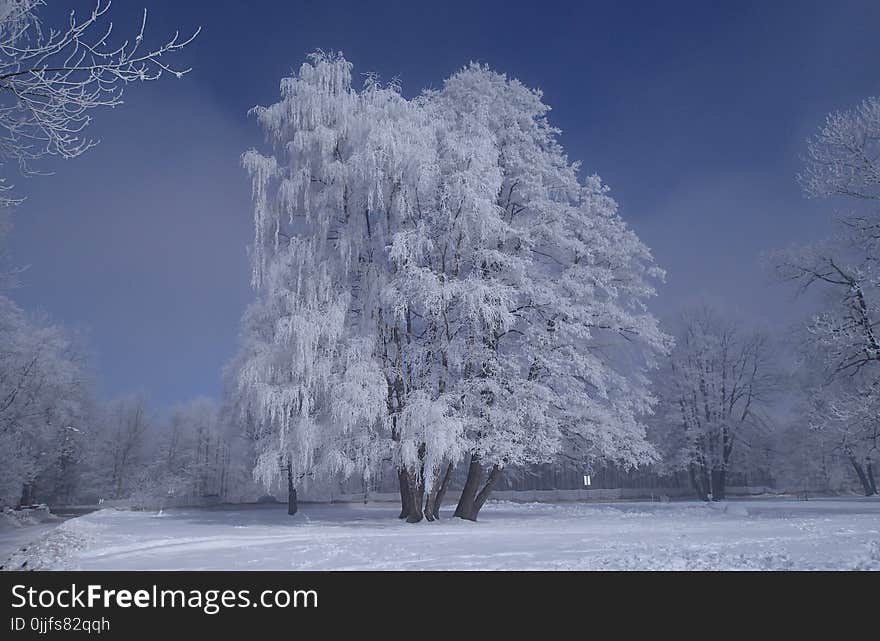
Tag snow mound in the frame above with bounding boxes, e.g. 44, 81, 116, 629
0, 512, 102, 571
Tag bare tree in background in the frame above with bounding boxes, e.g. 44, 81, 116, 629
654, 307, 776, 501
103, 394, 148, 499
0, 0, 199, 204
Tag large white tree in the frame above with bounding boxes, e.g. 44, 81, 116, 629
234, 55, 408, 514
427, 65, 669, 520
234, 52, 669, 522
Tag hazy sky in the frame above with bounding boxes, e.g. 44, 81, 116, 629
8, 0, 880, 408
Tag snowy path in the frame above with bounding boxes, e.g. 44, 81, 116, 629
3, 499, 879, 570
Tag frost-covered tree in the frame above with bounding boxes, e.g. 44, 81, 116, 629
236, 53, 441, 520
90, 393, 150, 500
146, 397, 232, 501
653, 307, 775, 501
772, 96, 880, 495
775, 240, 880, 379
234, 56, 405, 518
780, 96, 880, 377
805, 380, 878, 495
235, 52, 668, 522
799, 96, 880, 202
77, 393, 256, 506
0, 295, 90, 507
424, 65, 669, 521
0, 0, 199, 203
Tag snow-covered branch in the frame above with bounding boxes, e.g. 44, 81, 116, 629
0, 0, 199, 203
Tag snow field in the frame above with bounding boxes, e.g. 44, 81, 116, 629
2, 498, 878, 571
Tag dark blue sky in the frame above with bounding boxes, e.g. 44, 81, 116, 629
9, 1, 880, 408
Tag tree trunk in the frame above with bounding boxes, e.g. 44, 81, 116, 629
400, 444, 427, 523
424, 470, 439, 522
700, 467, 711, 499
397, 467, 426, 523
18, 482, 33, 509
424, 494, 436, 521
424, 462, 455, 521
287, 465, 298, 516
397, 468, 411, 519
432, 462, 454, 520
866, 459, 877, 496
455, 457, 502, 522
404, 469, 425, 523
469, 465, 502, 520
848, 456, 874, 496
688, 465, 708, 501
454, 454, 483, 519
710, 469, 726, 501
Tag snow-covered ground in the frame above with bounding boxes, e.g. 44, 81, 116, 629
2, 498, 879, 570
0, 506, 68, 567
